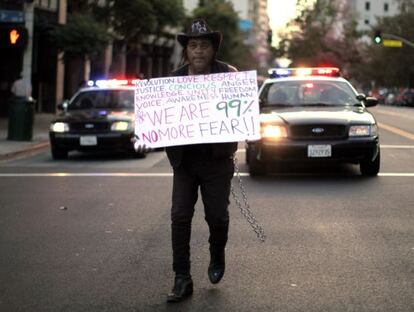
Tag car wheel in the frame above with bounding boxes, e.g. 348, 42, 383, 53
360, 150, 380, 176
51, 146, 68, 160
248, 147, 265, 176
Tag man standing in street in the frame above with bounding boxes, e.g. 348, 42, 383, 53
135, 19, 238, 302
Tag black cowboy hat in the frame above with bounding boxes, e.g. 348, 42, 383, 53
177, 19, 222, 50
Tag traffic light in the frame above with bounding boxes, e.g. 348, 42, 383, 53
374, 30, 382, 45
0, 26, 28, 48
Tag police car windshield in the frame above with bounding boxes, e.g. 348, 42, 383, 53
68, 90, 134, 110
261, 80, 357, 107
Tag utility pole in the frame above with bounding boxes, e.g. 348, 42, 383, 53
55, 0, 67, 109
22, 1, 34, 98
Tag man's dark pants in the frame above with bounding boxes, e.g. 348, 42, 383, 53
171, 157, 234, 275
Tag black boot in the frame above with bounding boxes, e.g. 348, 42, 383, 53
208, 250, 225, 284
167, 274, 193, 303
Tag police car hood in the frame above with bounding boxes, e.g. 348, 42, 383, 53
260, 106, 375, 125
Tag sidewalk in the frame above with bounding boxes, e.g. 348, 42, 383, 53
0, 113, 56, 160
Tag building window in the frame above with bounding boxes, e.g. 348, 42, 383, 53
364, 19, 370, 25
365, 1, 370, 11
384, 3, 389, 12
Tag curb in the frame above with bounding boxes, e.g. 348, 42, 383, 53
0, 141, 50, 161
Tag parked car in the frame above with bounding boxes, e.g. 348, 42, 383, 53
246, 67, 380, 176
400, 89, 414, 106
49, 79, 145, 159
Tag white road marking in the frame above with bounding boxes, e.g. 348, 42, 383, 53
378, 173, 414, 177
1, 172, 414, 177
237, 145, 414, 152
381, 145, 414, 149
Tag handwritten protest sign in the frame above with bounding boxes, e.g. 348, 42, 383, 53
134, 70, 261, 148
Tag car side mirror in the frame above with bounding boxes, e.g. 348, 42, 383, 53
57, 100, 69, 111
356, 93, 366, 101
365, 97, 378, 107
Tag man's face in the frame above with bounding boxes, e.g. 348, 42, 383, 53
186, 38, 215, 74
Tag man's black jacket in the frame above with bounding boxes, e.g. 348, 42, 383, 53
165, 60, 238, 169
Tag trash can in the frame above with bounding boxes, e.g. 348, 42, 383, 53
7, 96, 35, 141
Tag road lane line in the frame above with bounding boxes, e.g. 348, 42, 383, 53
237, 145, 414, 152
0, 173, 174, 177
1, 172, 414, 177
378, 122, 414, 141
373, 108, 414, 120
380, 145, 414, 148
378, 173, 414, 177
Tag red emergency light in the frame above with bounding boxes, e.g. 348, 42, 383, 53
87, 79, 139, 88
269, 67, 340, 78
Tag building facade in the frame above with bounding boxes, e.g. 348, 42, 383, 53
0, 0, 178, 116
182, 0, 271, 70
349, 0, 400, 30
0, 0, 60, 116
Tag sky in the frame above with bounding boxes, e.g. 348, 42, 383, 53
267, 0, 299, 30
267, 0, 316, 45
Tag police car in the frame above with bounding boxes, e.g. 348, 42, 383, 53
246, 67, 380, 176
49, 79, 145, 159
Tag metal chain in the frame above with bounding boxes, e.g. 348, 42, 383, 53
231, 155, 266, 242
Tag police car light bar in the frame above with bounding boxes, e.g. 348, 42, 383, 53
87, 79, 139, 88
268, 67, 340, 78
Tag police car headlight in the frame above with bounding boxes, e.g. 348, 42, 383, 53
50, 122, 69, 133
349, 125, 376, 137
111, 121, 130, 131
370, 124, 378, 137
262, 125, 288, 139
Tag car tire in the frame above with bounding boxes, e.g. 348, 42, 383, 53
248, 147, 265, 176
360, 150, 380, 176
51, 146, 68, 160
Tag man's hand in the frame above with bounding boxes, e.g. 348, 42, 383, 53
131, 136, 152, 154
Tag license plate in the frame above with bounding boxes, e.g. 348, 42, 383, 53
80, 136, 97, 146
308, 145, 331, 158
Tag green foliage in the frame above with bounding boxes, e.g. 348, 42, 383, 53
360, 10, 414, 88
277, 0, 414, 87
50, 0, 186, 60
277, 0, 362, 71
92, 0, 185, 43
189, 0, 257, 70
50, 13, 110, 58
396, 0, 414, 13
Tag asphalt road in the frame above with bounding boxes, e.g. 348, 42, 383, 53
0, 105, 413, 312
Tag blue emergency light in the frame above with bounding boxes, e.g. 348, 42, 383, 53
268, 67, 340, 78
86, 79, 139, 88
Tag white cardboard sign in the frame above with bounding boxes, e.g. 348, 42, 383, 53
134, 70, 261, 148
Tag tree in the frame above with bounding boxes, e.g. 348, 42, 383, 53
50, 13, 110, 59
190, 0, 258, 71
92, 0, 185, 45
276, 0, 362, 75
52, 0, 186, 83
360, 8, 414, 88
90, 0, 186, 78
